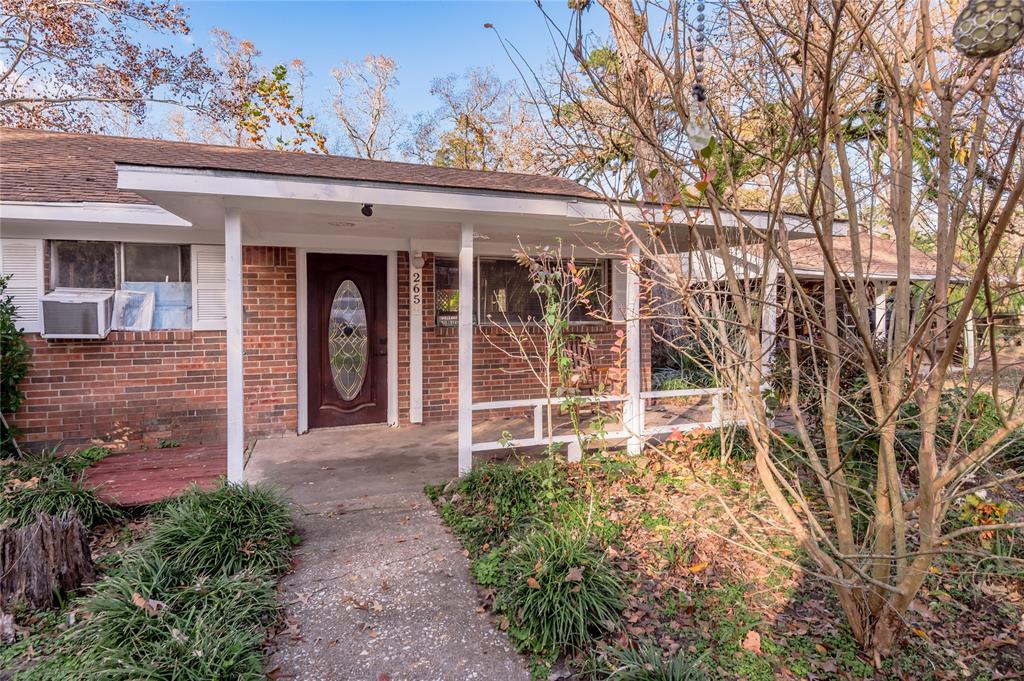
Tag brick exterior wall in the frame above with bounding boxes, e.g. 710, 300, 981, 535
10, 245, 648, 449
11, 246, 297, 449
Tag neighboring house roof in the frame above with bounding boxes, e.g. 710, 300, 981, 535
660, 234, 963, 283
0, 127, 598, 206
787, 234, 961, 281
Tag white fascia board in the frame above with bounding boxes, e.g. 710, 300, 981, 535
0, 201, 192, 227
117, 164, 603, 222
117, 165, 747, 229
114, 164, 841, 238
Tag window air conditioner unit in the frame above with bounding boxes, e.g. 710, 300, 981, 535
41, 289, 115, 339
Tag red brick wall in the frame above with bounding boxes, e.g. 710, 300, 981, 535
10, 246, 297, 450
241, 247, 297, 437
397, 252, 651, 423
10, 245, 646, 449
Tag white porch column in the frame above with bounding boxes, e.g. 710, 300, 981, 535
225, 207, 245, 483
623, 241, 643, 456
408, 249, 424, 424
759, 251, 780, 377
457, 224, 474, 475
874, 281, 889, 341
965, 309, 977, 370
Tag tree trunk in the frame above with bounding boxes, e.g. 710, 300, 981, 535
0, 511, 95, 610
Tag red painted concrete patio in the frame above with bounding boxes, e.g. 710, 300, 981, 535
83, 444, 226, 506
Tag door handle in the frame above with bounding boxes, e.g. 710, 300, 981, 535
376, 338, 388, 356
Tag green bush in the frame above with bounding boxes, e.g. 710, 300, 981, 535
602, 646, 708, 680
438, 460, 561, 554
0, 274, 32, 457
142, 481, 293, 579
496, 524, 623, 658
0, 446, 117, 527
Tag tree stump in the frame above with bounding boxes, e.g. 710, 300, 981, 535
0, 511, 95, 610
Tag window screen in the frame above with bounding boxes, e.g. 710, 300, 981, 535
52, 241, 117, 289
479, 258, 608, 324
479, 258, 544, 323
124, 244, 190, 282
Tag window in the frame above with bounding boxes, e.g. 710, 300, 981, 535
434, 256, 610, 325
123, 243, 190, 283
479, 258, 545, 323
50, 241, 194, 330
434, 257, 460, 326
52, 241, 117, 289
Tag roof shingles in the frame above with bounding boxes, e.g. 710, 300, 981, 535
0, 127, 596, 205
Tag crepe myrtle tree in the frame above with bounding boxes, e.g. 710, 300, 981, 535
483, 241, 610, 456
537, 0, 1024, 658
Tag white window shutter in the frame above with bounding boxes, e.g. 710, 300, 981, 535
0, 238, 44, 333
191, 245, 227, 331
611, 259, 627, 322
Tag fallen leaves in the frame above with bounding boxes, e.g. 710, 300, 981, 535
130, 592, 167, 617
565, 566, 584, 582
741, 629, 762, 655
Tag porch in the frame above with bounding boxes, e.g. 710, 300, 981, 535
82, 392, 728, 506
111, 162, 792, 482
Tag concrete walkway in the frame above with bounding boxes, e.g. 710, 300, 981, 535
247, 424, 531, 681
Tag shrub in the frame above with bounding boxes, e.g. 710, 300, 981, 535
0, 274, 31, 457
0, 446, 118, 527
602, 646, 708, 680
496, 524, 623, 658
438, 460, 561, 554
141, 481, 293, 579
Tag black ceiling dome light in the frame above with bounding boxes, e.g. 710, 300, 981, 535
953, 0, 1024, 57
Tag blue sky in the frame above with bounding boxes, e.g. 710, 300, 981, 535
178, 1, 597, 126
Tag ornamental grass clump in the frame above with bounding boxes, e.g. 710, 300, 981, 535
437, 459, 561, 554
71, 559, 278, 681
496, 524, 623, 658
142, 481, 293, 579
601, 646, 708, 681
20, 481, 294, 681
0, 446, 118, 528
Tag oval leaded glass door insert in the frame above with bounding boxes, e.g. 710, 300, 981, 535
328, 280, 368, 401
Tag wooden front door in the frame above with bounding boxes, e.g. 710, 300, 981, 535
307, 253, 388, 428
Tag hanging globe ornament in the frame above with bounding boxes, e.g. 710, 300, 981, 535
952, 0, 1024, 58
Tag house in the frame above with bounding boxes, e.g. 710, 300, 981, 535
657, 233, 976, 370
0, 128, 813, 478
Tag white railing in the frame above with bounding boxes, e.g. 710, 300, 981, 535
470, 386, 735, 462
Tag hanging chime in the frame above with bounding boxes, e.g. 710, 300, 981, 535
686, 2, 715, 155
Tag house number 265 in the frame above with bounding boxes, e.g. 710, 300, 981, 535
410, 269, 422, 308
